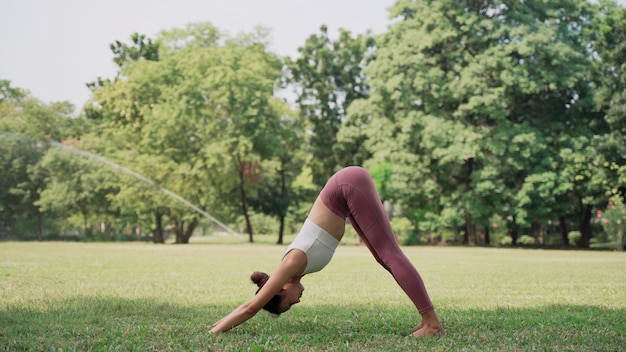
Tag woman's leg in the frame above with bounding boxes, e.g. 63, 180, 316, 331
321, 166, 444, 335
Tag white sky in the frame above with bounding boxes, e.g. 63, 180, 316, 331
0, 0, 395, 113
1, 0, 624, 115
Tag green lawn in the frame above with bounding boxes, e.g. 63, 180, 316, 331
1, 241, 624, 351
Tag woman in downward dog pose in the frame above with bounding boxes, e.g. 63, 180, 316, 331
210, 166, 444, 337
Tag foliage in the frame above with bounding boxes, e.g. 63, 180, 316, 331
84, 23, 301, 243
597, 197, 626, 250
590, 0, 626, 155
568, 231, 582, 246
388, 216, 414, 245
2, 2, 626, 247
350, 0, 620, 247
0, 133, 47, 237
0, 81, 76, 239
498, 235, 513, 247
35, 148, 122, 239
517, 235, 536, 246
285, 25, 376, 187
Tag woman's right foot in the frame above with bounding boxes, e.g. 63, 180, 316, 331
412, 323, 424, 332
410, 310, 445, 337
410, 324, 445, 337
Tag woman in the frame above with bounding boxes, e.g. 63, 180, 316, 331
210, 166, 444, 337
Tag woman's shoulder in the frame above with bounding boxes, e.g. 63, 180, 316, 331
278, 249, 307, 278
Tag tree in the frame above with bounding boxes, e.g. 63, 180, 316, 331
591, 0, 626, 152
0, 133, 48, 238
589, 0, 626, 196
356, 0, 600, 245
564, 0, 626, 247
36, 148, 121, 239
110, 33, 160, 68
286, 25, 376, 187
85, 23, 296, 243
85, 32, 160, 96
248, 103, 305, 244
0, 81, 76, 239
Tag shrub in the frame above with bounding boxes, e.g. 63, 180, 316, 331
597, 198, 626, 251
518, 235, 536, 246
568, 231, 582, 246
236, 212, 279, 235
390, 217, 417, 245
498, 235, 512, 246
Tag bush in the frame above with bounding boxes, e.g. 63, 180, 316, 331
83, 231, 109, 242
518, 235, 536, 246
568, 231, 582, 246
440, 228, 459, 243
597, 199, 626, 251
498, 235, 512, 246
236, 212, 279, 235
544, 234, 563, 246
590, 231, 609, 244
390, 217, 417, 245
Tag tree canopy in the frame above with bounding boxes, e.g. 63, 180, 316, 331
1, 1, 625, 250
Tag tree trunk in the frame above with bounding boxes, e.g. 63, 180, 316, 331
82, 209, 89, 239
153, 210, 164, 244
559, 216, 569, 246
174, 217, 198, 244
578, 203, 593, 249
510, 215, 519, 245
278, 216, 285, 245
484, 225, 490, 245
238, 166, 254, 243
530, 220, 541, 245
174, 219, 182, 244
464, 213, 475, 245
183, 218, 198, 244
277, 168, 288, 245
37, 208, 43, 241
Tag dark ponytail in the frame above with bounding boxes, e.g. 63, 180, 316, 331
251, 271, 283, 315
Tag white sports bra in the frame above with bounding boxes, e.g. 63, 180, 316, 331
283, 218, 340, 275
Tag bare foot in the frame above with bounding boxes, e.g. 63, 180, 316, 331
409, 310, 445, 337
410, 324, 445, 337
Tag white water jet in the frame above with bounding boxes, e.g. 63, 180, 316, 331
44, 139, 243, 239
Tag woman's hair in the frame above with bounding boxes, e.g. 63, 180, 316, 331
251, 271, 283, 315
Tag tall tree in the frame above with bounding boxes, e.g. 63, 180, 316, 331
589, 0, 626, 199
85, 23, 295, 243
357, 0, 600, 245
0, 81, 75, 239
0, 133, 48, 238
248, 101, 305, 244
36, 149, 121, 238
286, 25, 376, 187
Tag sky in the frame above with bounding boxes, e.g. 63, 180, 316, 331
0, 0, 395, 113
2, 0, 625, 115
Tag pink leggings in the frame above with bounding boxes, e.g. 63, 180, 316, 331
320, 166, 434, 314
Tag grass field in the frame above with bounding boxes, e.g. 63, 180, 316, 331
1, 240, 625, 351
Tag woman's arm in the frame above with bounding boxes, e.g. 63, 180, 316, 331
209, 250, 307, 333
208, 299, 264, 333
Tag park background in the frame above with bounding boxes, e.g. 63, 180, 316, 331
2, 1, 626, 351
2, 0, 626, 249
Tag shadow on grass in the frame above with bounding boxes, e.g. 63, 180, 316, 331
1, 297, 624, 351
